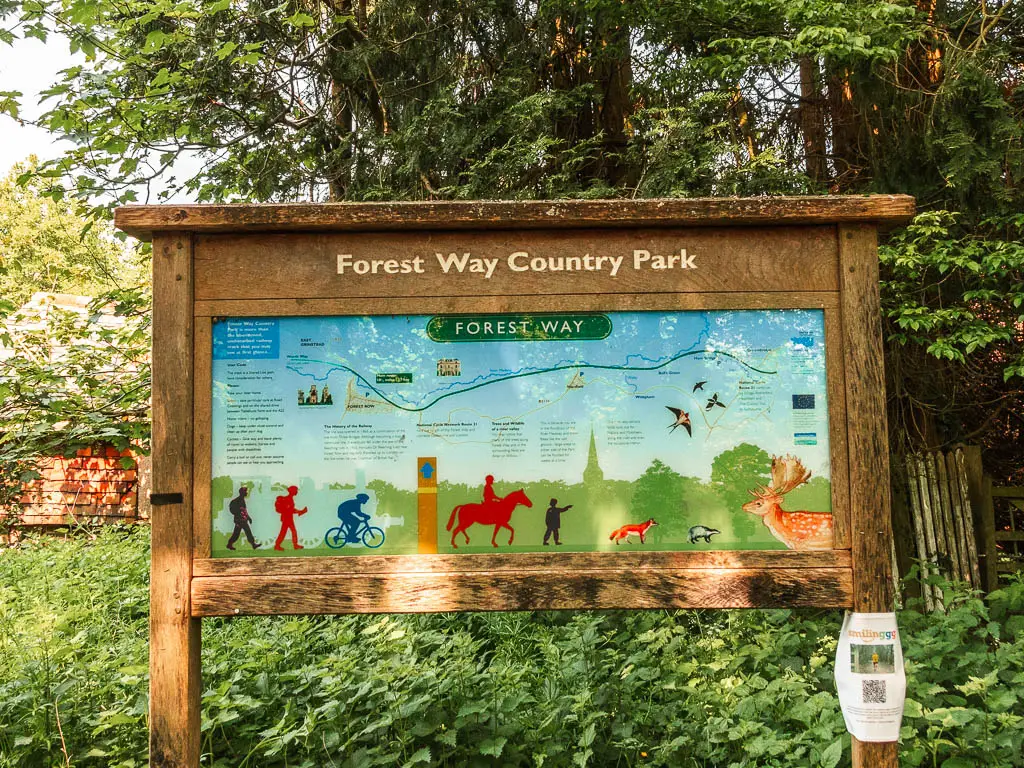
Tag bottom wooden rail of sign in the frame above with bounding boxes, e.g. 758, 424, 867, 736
190, 566, 853, 616
193, 549, 851, 577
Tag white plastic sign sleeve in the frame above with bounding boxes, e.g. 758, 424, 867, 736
834, 611, 906, 742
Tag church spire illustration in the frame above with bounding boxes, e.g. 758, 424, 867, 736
583, 427, 604, 485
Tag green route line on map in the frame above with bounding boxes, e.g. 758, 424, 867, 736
288, 349, 777, 414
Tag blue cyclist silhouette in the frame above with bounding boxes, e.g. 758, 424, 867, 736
337, 493, 371, 543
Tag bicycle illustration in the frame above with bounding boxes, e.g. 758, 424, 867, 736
324, 518, 386, 549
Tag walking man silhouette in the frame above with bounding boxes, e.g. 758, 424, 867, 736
543, 498, 573, 545
226, 486, 259, 550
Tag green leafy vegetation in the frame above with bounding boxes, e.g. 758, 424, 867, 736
0, 161, 144, 307
1, 530, 1022, 767
880, 211, 1024, 469
0, 162, 150, 514
0, 289, 150, 512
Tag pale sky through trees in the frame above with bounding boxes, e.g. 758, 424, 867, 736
0, 35, 200, 200
0, 36, 76, 174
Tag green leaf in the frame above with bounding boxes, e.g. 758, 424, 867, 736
284, 11, 316, 27
402, 747, 431, 766
214, 41, 238, 60
150, 68, 171, 88
820, 738, 842, 768
903, 698, 924, 718
143, 30, 169, 53
232, 52, 261, 66
579, 721, 596, 748
479, 736, 507, 757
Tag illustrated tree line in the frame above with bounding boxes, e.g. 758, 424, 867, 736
210, 442, 833, 553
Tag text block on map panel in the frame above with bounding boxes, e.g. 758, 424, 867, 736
209, 309, 834, 558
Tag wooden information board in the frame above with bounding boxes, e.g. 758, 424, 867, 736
116, 196, 914, 768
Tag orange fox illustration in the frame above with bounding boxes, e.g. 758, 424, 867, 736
609, 518, 658, 545
742, 454, 833, 550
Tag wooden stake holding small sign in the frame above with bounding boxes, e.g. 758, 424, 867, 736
117, 196, 914, 768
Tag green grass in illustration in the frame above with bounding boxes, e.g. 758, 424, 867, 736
209, 444, 832, 557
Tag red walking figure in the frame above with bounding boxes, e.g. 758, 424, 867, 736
274, 485, 307, 550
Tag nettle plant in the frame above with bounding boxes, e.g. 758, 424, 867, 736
2, 528, 1023, 768
880, 211, 1024, 381
0, 288, 151, 514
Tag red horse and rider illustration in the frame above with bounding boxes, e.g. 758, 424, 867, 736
447, 474, 533, 548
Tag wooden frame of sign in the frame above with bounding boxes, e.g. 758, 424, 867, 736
117, 196, 913, 768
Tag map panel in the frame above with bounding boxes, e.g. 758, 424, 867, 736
210, 310, 834, 556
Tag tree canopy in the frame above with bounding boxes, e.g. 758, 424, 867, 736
0, 161, 144, 306
0, 0, 1021, 477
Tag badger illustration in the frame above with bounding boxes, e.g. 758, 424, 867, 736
688, 525, 721, 544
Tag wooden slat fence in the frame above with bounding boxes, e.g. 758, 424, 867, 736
902, 448, 981, 610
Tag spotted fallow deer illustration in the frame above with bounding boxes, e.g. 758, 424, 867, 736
741, 454, 834, 550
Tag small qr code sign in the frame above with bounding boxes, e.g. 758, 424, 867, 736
862, 679, 887, 704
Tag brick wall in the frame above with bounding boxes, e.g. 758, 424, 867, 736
14, 445, 148, 526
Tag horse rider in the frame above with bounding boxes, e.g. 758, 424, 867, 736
483, 474, 505, 507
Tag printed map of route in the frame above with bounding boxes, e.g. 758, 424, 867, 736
210, 310, 832, 557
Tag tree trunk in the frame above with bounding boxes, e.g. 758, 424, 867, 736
729, 89, 758, 164
593, 17, 634, 187
799, 56, 828, 184
826, 67, 861, 190
918, 0, 943, 85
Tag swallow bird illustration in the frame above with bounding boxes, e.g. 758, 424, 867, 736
666, 406, 692, 436
705, 393, 726, 411
692, 380, 707, 393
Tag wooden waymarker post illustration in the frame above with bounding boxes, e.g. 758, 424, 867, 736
116, 196, 914, 768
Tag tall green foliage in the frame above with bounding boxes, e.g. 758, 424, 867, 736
0, 162, 149, 514
879, 210, 1024, 467
0, 289, 151, 511
0, 0, 928, 208
0, 162, 143, 305
2, 530, 1023, 767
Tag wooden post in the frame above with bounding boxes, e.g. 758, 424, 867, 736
923, 454, 946, 580
889, 456, 917, 602
945, 452, 972, 585
839, 224, 899, 768
950, 451, 981, 587
934, 453, 961, 580
149, 234, 201, 768
959, 446, 995, 591
980, 477, 998, 591
915, 455, 942, 609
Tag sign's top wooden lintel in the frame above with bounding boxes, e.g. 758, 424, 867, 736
115, 195, 915, 241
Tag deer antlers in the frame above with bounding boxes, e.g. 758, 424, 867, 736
749, 454, 811, 499
770, 454, 811, 494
